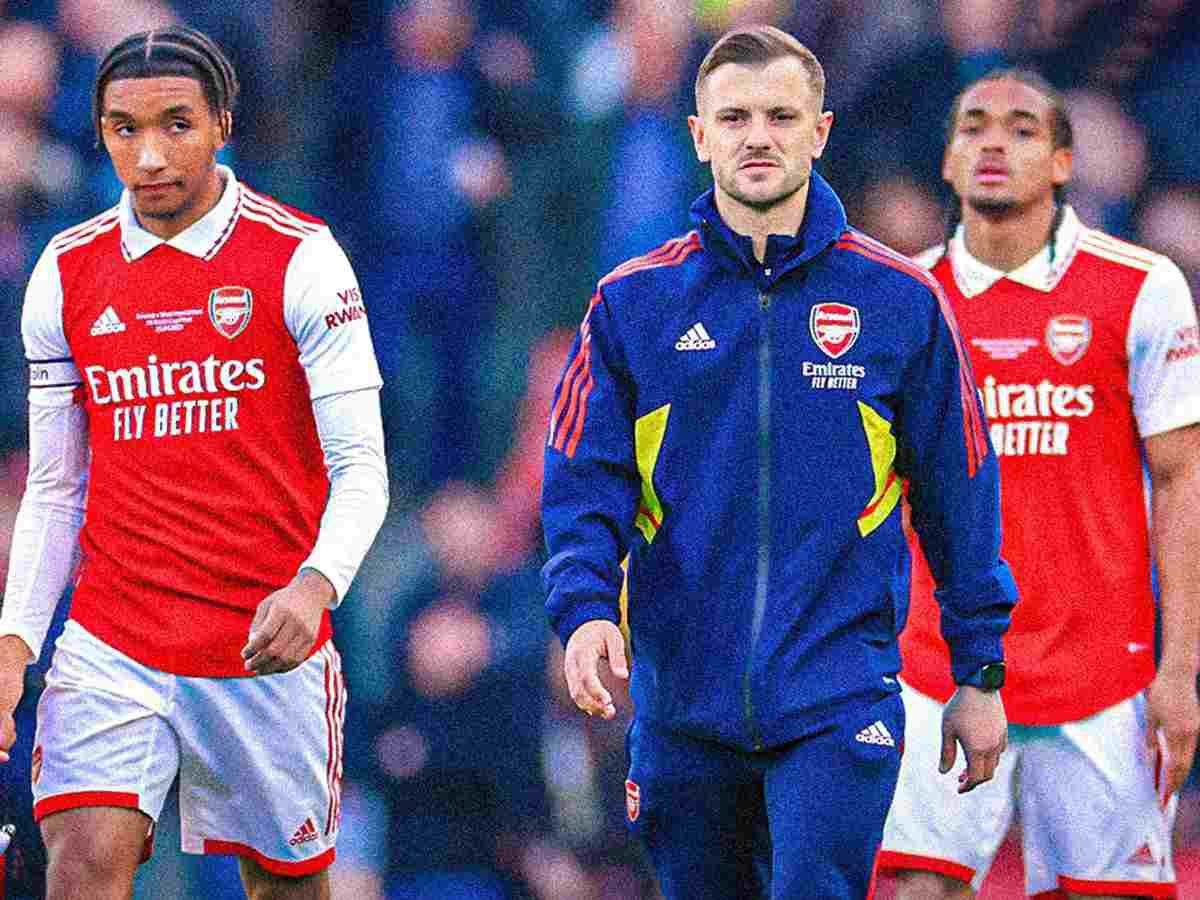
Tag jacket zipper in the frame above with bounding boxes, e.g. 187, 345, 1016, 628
743, 286, 771, 751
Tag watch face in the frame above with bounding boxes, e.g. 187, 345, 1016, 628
981, 663, 1005, 691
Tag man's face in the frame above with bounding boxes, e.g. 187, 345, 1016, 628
943, 78, 1072, 217
689, 56, 832, 215
101, 76, 228, 238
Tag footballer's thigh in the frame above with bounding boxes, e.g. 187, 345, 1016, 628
625, 718, 769, 900
32, 622, 180, 896
42, 807, 154, 900
1019, 693, 1176, 898
238, 856, 330, 900
766, 693, 904, 900
878, 682, 1016, 897
173, 641, 346, 878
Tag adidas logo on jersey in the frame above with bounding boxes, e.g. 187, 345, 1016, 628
855, 720, 895, 747
675, 322, 716, 351
1127, 842, 1157, 866
90, 305, 126, 336
288, 817, 319, 846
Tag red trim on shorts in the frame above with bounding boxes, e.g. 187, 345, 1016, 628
1030, 891, 1066, 899
875, 850, 974, 885
33, 790, 141, 823
1059, 874, 1176, 897
202, 839, 336, 876
322, 651, 336, 834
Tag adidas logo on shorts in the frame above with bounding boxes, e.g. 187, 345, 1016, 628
288, 817, 319, 846
854, 720, 895, 747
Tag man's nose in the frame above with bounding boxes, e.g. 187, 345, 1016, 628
745, 115, 771, 149
137, 138, 166, 171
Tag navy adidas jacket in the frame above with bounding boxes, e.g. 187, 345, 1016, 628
542, 173, 1016, 750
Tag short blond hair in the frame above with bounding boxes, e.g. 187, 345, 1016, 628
694, 25, 825, 113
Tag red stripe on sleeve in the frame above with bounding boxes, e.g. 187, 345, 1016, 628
564, 373, 595, 458
553, 333, 593, 453
550, 233, 702, 458
548, 295, 600, 445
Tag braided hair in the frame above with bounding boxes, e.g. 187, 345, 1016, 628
942, 68, 1073, 265
93, 25, 239, 146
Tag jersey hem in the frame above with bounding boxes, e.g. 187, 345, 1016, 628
899, 670, 1151, 726
66, 614, 333, 678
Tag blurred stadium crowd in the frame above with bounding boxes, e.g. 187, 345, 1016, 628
0, 0, 1198, 897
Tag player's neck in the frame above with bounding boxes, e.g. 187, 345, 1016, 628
715, 183, 810, 264
960, 198, 1058, 273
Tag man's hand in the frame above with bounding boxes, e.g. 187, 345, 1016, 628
241, 570, 333, 675
941, 685, 1007, 794
0, 636, 33, 764
563, 620, 628, 720
1144, 664, 1200, 800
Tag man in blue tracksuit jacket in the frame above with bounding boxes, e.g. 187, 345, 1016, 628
541, 26, 1017, 899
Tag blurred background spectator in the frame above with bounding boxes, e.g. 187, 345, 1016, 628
0, 1, 1198, 897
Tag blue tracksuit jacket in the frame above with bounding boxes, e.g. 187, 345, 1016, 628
542, 174, 1016, 751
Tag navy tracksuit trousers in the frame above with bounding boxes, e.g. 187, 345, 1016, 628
625, 692, 904, 899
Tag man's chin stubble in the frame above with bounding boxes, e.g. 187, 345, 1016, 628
968, 196, 1018, 217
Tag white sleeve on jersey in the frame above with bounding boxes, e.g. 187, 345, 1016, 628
0, 245, 89, 661
298, 389, 389, 606
283, 229, 383, 401
284, 229, 387, 605
1127, 255, 1200, 438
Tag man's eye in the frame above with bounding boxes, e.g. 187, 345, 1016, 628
114, 124, 134, 137
170, 120, 191, 133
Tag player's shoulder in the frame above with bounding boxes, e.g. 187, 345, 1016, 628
834, 228, 944, 297
596, 231, 703, 299
237, 183, 331, 241
46, 205, 122, 258
1074, 223, 1164, 274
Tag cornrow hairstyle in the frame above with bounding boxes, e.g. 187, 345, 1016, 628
695, 25, 826, 113
93, 25, 240, 146
942, 67, 1073, 264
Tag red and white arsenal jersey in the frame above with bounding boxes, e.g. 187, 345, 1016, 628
900, 208, 1200, 724
19, 167, 382, 676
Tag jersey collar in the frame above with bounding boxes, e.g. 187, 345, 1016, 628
947, 204, 1082, 298
118, 164, 241, 262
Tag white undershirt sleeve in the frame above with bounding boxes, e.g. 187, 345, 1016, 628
1127, 255, 1200, 437
1, 401, 88, 660
283, 228, 388, 605
297, 389, 389, 606
1, 245, 89, 661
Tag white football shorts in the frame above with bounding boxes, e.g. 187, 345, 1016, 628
31, 620, 347, 877
879, 681, 1177, 897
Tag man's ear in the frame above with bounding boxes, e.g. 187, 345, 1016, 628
1051, 146, 1072, 189
688, 115, 709, 163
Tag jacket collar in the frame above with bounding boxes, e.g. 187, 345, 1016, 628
690, 170, 848, 277
946, 205, 1082, 298
119, 164, 241, 262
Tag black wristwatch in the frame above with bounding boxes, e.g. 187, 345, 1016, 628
958, 661, 1005, 692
